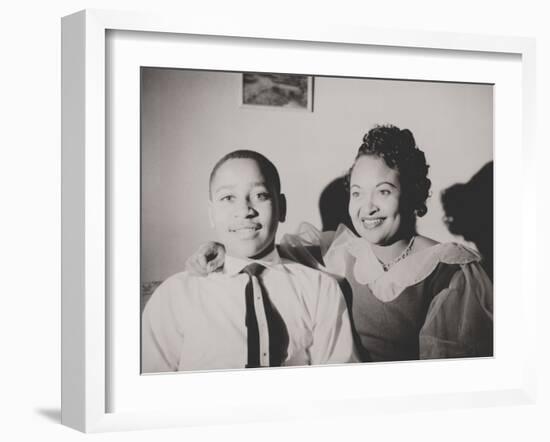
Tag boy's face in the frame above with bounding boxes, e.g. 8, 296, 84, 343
209, 158, 285, 259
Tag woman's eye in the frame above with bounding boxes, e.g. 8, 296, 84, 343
379, 189, 391, 196
351, 191, 360, 198
255, 192, 271, 201
220, 195, 234, 202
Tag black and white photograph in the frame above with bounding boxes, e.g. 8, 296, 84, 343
140, 67, 494, 374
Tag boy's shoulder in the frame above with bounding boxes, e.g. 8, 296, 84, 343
146, 270, 230, 314
279, 257, 340, 289
156, 270, 192, 288
151, 270, 215, 299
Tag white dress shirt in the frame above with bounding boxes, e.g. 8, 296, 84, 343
141, 248, 358, 373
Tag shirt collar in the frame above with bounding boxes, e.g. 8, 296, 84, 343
224, 247, 283, 276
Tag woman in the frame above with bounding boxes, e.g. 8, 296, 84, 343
188, 125, 493, 362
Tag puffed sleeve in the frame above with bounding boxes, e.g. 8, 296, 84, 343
419, 262, 493, 359
279, 222, 334, 271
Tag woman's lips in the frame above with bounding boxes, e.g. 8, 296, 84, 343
360, 217, 384, 229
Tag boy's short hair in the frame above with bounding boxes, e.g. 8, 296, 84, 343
209, 150, 281, 198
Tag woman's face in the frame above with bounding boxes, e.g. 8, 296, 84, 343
348, 155, 403, 246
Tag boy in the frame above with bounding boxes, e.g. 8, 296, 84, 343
141, 150, 357, 372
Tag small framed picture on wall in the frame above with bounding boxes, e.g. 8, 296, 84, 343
242, 73, 314, 111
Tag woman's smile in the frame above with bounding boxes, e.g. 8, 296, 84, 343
360, 217, 385, 229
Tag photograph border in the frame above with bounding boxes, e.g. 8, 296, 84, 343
61, 9, 537, 433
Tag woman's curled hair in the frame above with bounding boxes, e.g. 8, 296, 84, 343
347, 124, 431, 217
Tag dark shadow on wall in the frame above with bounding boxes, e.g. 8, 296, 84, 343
441, 161, 494, 281
318, 176, 357, 234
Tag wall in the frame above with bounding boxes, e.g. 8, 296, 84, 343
141, 68, 492, 282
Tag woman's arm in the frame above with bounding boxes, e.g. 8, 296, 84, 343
419, 262, 493, 359
185, 223, 338, 274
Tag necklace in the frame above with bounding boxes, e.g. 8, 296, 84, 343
376, 236, 416, 272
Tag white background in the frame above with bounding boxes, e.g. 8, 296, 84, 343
0, 0, 547, 441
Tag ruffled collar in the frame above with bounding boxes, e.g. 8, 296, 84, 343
327, 224, 481, 302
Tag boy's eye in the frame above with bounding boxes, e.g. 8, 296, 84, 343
220, 195, 235, 202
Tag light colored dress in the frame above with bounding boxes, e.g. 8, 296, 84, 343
280, 223, 493, 362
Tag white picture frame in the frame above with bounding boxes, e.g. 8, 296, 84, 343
61, 9, 537, 433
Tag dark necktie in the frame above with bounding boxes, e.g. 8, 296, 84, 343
240, 263, 288, 368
